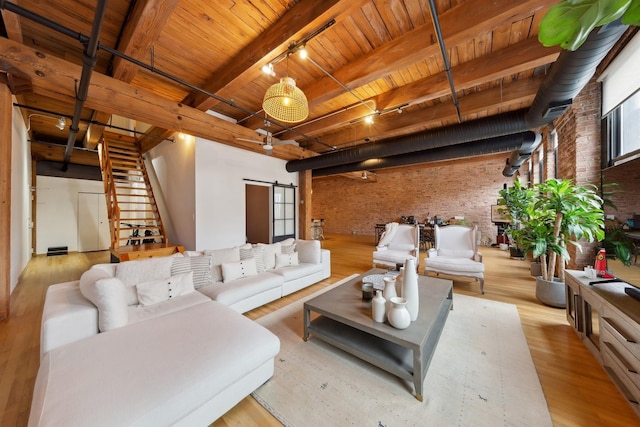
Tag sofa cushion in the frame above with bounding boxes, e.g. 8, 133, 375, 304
127, 291, 210, 325
275, 251, 299, 268
136, 271, 195, 306
79, 268, 128, 332
257, 242, 281, 270
295, 239, 321, 264
271, 262, 323, 281
204, 247, 241, 282
221, 258, 258, 283
115, 257, 174, 305
280, 238, 296, 254
171, 256, 212, 289
197, 272, 283, 306
372, 248, 416, 266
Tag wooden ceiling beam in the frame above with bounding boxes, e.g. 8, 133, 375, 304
277, 38, 558, 141
82, 0, 180, 150
183, 0, 369, 112
30, 142, 100, 167
0, 37, 315, 162
1, 8, 22, 43
310, 76, 543, 151
299, 0, 557, 108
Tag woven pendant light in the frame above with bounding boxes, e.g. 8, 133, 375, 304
262, 76, 309, 123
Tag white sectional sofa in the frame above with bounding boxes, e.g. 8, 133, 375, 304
30, 239, 330, 427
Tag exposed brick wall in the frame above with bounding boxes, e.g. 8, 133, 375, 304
312, 153, 514, 245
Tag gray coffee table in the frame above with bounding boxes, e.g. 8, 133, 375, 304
303, 268, 453, 401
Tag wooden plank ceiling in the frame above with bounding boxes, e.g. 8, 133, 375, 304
1, 0, 560, 171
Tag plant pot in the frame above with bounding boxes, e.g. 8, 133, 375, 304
509, 246, 524, 258
530, 261, 542, 277
535, 276, 566, 308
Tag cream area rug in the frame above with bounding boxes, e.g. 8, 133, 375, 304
252, 276, 552, 427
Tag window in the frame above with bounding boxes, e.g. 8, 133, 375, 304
272, 184, 295, 242
600, 33, 640, 166
603, 90, 640, 165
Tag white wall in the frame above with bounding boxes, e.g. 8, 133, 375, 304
193, 139, 298, 250
148, 134, 196, 249
10, 100, 32, 293
147, 136, 299, 251
35, 176, 105, 254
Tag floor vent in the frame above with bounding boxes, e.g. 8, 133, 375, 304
47, 246, 68, 256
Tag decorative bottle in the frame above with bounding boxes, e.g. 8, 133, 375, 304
382, 276, 397, 319
402, 258, 420, 321
388, 297, 411, 329
396, 267, 404, 295
372, 290, 386, 323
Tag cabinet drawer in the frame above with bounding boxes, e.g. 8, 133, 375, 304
603, 350, 640, 406
601, 315, 640, 358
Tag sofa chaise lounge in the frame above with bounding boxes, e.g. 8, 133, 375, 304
30, 239, 330, 426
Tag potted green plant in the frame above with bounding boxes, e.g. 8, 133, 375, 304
497, 177, 535, 258
518, 179, 605, 308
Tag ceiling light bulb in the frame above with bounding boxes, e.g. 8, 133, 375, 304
282, 96, 291, 106
365, 115, 374, 124
362, 171, 368, 179
262, 63, 275, 76
299, 47, 308, 60
56, 117, 67, 130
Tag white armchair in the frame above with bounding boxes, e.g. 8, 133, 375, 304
423, 224, 485, 294
372, 223, 420, 269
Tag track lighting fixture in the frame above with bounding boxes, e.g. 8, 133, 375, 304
56, 117, 67, 130
361, 171, 368, 179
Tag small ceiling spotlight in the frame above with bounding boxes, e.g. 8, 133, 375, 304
56, 117, 67, 130
361, 171, 368, 179
298, 46, 308, 60
261, 63, 276, 77
364, 115, 374, 124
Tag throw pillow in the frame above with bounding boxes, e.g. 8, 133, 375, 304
296, 239, 321, 264
115, 257, 174, 305
79, 268, 128, 332
136, 271, 195, 306
257, 242, 281, 270
281, 242, 297, 254
221, 258, 258, 283
240, 245, 266, 272
171, 256, 212, 289
275, 251, 299, 268
204, 247, 241, 282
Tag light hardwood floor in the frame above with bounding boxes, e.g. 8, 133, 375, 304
1, 234, 639, 426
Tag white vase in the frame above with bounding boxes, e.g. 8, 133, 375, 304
372, 290, 386, 323
396, 267, 404, 294
388, 297, 411, 329
402, 258, 419, 321
382, 276, 397, 318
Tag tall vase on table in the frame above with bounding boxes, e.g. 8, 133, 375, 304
402, 258, 419, 321
382, 276, 397, 320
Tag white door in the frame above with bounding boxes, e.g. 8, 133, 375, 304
78, 192, 110, 252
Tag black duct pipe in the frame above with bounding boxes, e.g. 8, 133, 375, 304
61, 0, 108, 171
287, 21, 627, 175
312, 131, 540, 177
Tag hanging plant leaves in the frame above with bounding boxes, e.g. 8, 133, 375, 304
622, 0, 640, 24
539, 0, 632, 51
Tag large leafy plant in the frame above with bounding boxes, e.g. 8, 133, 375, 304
539, 0, 640, 50
515, 179, 605, 282
497, 177, 535, 245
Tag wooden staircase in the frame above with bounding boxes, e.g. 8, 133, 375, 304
100, 131, 182, 261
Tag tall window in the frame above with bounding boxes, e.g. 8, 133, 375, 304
600, 33, 640, 166
272, 184, 295, 242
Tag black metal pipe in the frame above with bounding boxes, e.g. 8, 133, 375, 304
312, 131, 539, 177
287, 110, 528, 172
61, 0, 108, 171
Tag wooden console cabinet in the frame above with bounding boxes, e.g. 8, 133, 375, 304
565, 270, 640, 418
